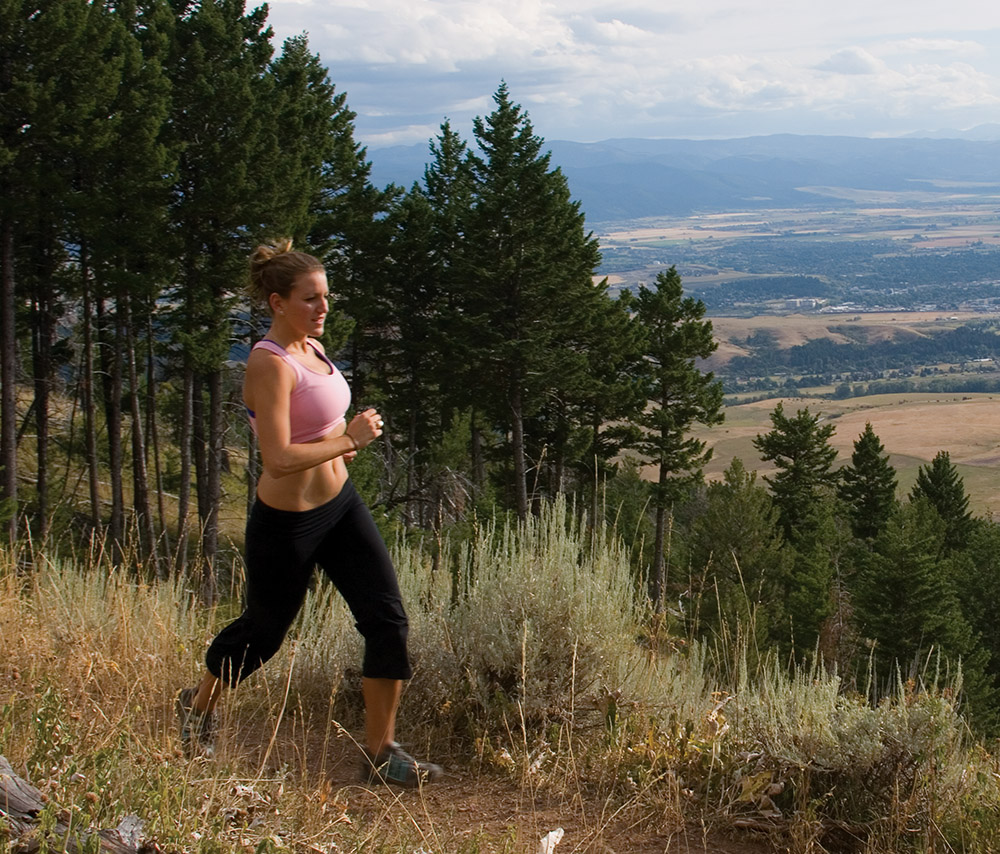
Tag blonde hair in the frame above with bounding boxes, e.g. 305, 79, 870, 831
248, 239, 324, 311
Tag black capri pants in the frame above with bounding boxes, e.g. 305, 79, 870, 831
205, 480, 412, 686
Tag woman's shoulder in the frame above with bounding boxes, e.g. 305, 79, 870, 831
247, 344, 296, 381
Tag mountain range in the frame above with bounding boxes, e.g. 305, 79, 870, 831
367, 132, 1000, 224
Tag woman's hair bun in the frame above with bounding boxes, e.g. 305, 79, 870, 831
250, 238, 295, 270
248, 239, 324, 311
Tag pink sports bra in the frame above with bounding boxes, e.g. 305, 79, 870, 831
246, 339, 351, 443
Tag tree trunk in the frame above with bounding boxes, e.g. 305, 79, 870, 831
406, 407, 418, 528
123, 292, 159, 577
0, 218, 17, 542
175, 360, 194, 575
79, 247, 102, 531
199, 367, 223, 602
649, 464, 669, 611
470, 410, 484, 493
590, 416, 601, 531
30, 280, 52, 543
146, 312, 169, 575
510, 383, 528, 521
98, 295, 125, 556
192, 373, 208, 523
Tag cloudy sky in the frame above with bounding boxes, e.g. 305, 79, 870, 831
262, 0, 1000, 148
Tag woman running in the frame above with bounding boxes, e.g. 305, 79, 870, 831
176, 239, 441, 788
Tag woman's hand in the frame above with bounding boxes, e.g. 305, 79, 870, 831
344, 408, 384, 450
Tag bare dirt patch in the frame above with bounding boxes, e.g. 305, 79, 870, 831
217, 710, 773, 854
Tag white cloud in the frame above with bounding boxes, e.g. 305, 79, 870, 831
568, 16, 655, 46
263, 0, 1000, 143
883, 37, 986, 54
361, 124, 444, 146
816, 48, 884, 75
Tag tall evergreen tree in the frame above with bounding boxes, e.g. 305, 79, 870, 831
7, 0, 123, 542
82, 0, 173, 569
852, 498, 994, 724
306, 78, 398, 408
421, 122, 478, 489
959, 520, 1000, 706
571, 290, 646, 527
686, 458, 787, 640
265, 35, 337, 239
461, 82, 601, 519
0, 0, 33, 540
629, 266, 724, 608
373, 187, 444, 520
838, 421, 898, 541
909, 450, 973, 553
753, 402, 838, 540
164, 0, 276, 592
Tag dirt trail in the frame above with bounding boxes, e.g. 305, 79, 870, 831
314, 736, 774, 854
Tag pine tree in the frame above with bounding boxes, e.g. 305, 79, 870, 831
753, 402, 839, 540
852, 499, 994, 724
838, 421, 898, 540
629, 266, 724, 608
375, 187, 447, 522
686, 458, 787, 639
164, 0, 276, 593
909, 450, 973, 552
959, 521, 1000, 712
5, 0, 124, 542
571, 290, 646, 528
422, 120, 472, 443
461, 82, 602, 519
82, 0, 173, 569
0, 0, 33, 540
306, 77, 398, 408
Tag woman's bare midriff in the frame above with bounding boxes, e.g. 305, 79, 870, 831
254, 426, 350, 511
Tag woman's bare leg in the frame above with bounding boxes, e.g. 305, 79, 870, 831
362, 677, 402, 754
192, 671, 223, 713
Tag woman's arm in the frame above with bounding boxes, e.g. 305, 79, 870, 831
245, 349, 381, 479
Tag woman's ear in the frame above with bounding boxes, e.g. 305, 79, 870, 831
269, 292, 284, 316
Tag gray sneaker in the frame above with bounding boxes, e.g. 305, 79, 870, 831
175, 687, 215, 757
359, 742, 442, 788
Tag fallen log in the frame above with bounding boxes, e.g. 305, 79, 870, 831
0, 756, 158, 854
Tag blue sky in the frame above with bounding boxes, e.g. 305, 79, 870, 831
262, 0, 1000, 148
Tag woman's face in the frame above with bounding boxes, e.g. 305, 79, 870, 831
272, 270, 329, 337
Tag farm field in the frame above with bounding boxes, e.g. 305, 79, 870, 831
600, 200, 1000, 250
692, 392, 1000, 517
704, 310, 994, 369
595, 197, 1000, 312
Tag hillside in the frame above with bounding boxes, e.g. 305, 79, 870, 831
693, 391, 1000, 516
368, 134, 1000, 222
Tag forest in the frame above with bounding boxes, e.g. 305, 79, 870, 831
0, 0, 722, 604
6, 0, 1000, 733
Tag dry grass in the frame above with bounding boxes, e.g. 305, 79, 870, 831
3, 501, 1000, 854
686, 393, 1000, 517
703, 313, 979, 366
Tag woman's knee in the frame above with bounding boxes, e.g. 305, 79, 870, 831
359, 612, 411, 679
206, 615, 293, 686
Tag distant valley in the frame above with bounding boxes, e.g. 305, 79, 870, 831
369, 133, 1000, 222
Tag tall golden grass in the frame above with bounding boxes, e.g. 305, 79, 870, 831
2, 499, 999, 853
